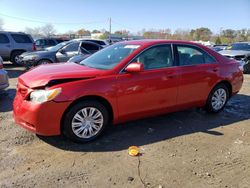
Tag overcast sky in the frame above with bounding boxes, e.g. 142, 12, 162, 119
0, 0, 249, 34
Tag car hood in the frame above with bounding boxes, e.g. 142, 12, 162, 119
19, 63, 104, 88
20, 50, 54, 57
219, 50, 250, 57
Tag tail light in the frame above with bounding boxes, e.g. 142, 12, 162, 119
0, 63, 3, 69
33, 43, 37, 51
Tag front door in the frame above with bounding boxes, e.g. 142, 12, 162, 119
56, 42, 80, 62
116, 44, 179, 121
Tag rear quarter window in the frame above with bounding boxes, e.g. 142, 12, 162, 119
11, 34, 32, 43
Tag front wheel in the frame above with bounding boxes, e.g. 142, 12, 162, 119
11, 51, 24, 66
205, 84, 229, 113
62, 101, 109, 143
243, 60, 250, 74
37, 59, 52, 66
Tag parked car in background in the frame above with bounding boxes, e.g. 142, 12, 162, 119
18, 40, 102, 69
0, 56, 9, 90
13, 40, 243, 142
219, 42, 250, 73
211, 45, 228, 52
74, 38, 109, 47
68, 42, 103, 63
0, 31, 35, 65
35, 38, 69, 51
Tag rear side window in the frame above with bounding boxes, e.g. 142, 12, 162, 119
81, 43, 100, 51
86, 40, 105, 45
11, 34, 32, 43
0, 34, 10, 43
177, 45, 215, 66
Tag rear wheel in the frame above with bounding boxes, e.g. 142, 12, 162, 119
205, 84, 229, 113
10, 51, 24, 66
62, 100, 109, 143
243, 60, 250, 74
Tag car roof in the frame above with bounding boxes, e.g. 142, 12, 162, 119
233, 42, 250, 44
74, 38, 106, 42
118, 39, 207, 47
0, 31, 30, 35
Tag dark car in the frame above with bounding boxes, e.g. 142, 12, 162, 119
35, 38, 69, 51
18, 40, 102, 69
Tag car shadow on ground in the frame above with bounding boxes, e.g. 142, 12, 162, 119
3, 63, 25, 78
0, 89, 16, 112
38, 94, 250, 152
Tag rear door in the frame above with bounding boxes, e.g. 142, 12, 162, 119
0, 33, 11, 59
10, 34, 34, 51
174, 44, 219, 108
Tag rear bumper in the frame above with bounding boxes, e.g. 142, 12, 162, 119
13, 92, 71, 136
0, 69, 9, 90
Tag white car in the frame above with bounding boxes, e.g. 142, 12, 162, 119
0, 56, 9, 90
73, 38, 109, 48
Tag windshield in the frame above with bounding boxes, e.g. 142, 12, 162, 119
229, 43, 250, 51
46, 41, 72, 51
80, 43, 140, 70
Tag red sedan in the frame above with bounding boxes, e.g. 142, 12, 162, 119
13, 40, 243, 142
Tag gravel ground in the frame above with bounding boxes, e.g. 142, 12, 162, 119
1, 62, 250, 188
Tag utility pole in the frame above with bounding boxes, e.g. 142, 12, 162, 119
109, 17, 111, 43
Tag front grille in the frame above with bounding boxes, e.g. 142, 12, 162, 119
234, 55, 245, 61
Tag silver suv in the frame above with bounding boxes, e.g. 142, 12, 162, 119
0, 31, 35, 65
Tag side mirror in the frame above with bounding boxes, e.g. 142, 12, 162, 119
59, 49, 66, 54
125, 62, 144, 73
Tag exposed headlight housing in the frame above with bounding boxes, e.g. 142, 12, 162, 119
30, 88, 62, 103
23, 55, 39, 61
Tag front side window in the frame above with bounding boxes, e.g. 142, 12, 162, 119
80, 43, 140, 70
177, 45, 215, 66
63, 42, 80, 52
134, 45, 173, 70
0, 34, 10, 43
35, 39, 44, 46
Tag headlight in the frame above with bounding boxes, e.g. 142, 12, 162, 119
30, 88, 61, 103
23, 55, 39, 61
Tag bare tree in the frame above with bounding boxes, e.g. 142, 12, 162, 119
25, 27, 43, 38
41, 24, 56, 37
0, 18, 4, 31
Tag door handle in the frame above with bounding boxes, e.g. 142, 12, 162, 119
5, 44, 11, 47
212, 68, 219, 72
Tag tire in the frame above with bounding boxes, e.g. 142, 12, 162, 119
62, 100, 109, 143
243, 60, 250, 74
205, 84, 229, 113
36, 59, 52, 66
10, 51, 24, 66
